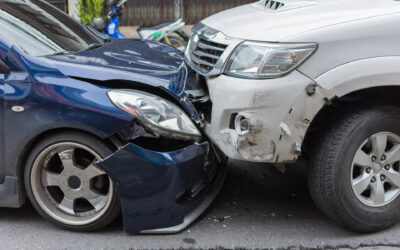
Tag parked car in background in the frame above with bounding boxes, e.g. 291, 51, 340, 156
186, 0, 400, 232
0, 0, 225, 233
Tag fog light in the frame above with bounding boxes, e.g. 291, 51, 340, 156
235, 115, 250, 135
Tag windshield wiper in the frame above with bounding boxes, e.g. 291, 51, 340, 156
49, 40, 104, 56
86, 25, 111, 43
51, 50, 74, 56
84, 42, 103, 51
50, 43, 103, 56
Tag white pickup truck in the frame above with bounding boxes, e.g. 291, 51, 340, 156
185, 0, 400, 232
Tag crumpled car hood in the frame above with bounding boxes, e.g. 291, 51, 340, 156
44, 39, 199, 99
202, 0, 400, 41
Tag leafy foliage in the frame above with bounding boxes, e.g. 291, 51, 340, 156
76, 0, 105, 25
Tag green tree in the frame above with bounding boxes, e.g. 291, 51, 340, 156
76, 0, 104, 25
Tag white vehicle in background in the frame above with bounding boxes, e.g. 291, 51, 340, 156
186, 0, 400, 232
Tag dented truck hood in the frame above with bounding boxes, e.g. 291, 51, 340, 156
201, 0, 400, 41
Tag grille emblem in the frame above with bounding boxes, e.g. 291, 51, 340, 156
199, 27, 219, 39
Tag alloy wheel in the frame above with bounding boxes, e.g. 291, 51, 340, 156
30, 142, 114, 226
351, 132, 400, 207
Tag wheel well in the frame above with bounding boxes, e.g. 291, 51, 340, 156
16, 128, 117, 199
302, 86, 400, 159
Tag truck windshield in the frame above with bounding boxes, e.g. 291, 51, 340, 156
0, 0, 103, 56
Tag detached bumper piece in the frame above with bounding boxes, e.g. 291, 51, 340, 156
97, 141, 226, 234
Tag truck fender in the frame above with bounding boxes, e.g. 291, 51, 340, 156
315, 56, 400, 97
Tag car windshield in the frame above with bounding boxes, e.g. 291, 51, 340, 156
0, 0, 103, 56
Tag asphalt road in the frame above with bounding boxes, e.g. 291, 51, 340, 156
1, 160, 400, 249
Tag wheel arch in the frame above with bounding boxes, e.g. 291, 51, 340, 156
302, 86, 400, 159
300, 56, 400, 158
315, 56, 400, 98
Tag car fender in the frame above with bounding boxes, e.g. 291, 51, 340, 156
274, 56, 400, 162
315, 57, 400, 97
0, 50, 136, 208
2, 49, 135, 179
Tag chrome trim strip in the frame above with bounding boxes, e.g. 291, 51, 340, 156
190, 53, 216, 67
192, 50, 220, 60
197, 41, 226, 52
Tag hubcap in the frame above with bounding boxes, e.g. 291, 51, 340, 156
68, 176, 81, 189
31, 142, 114, 226
351, 132, 400, 207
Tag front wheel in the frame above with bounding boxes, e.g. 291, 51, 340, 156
309, 106, 400, 232
24, 132, 120, 231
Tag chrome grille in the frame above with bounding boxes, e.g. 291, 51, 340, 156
189, 36, 228, 73
185, 23, 243, 76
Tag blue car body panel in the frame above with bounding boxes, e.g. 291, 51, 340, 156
43, 39, 202, 120
1, 46, 134, 179
98, 142, 221, 233
0, 21, 223, 232
46, 39, 186, 93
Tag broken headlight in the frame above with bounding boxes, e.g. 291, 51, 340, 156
225, 41, 317, 79
107, 89, 201, 140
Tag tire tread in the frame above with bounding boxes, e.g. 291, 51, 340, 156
309, 105, 400, 232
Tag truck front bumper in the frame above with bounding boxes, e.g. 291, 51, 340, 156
203, 71, 330, 163
97, 141, 226, 233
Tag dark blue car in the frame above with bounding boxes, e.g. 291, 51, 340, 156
0, 0, 225, 233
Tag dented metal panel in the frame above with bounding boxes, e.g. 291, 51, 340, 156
96, 141, 225, 233
277, 84, 335, 162
204, 71, 335, 163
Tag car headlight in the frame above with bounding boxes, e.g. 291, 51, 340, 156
107, 89, 201, 140
225, 41, 317, 79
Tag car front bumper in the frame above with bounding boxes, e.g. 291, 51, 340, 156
203, 70, 331, 163
97, 141, 226, 233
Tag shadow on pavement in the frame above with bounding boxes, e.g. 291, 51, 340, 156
0, 160, 395, 249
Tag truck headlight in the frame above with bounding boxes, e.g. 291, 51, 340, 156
225, 41, 317, 79
108, 89, 201, 140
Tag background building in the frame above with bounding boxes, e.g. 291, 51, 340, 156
47, 0, 255, 25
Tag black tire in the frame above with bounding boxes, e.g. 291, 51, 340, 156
309, 105, 400, 232
24, 131, 120, 232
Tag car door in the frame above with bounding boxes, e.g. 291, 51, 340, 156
1, 50, 35, 183
0, 0, 105, 189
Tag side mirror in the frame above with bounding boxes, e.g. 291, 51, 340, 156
0, 59, 10, 74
